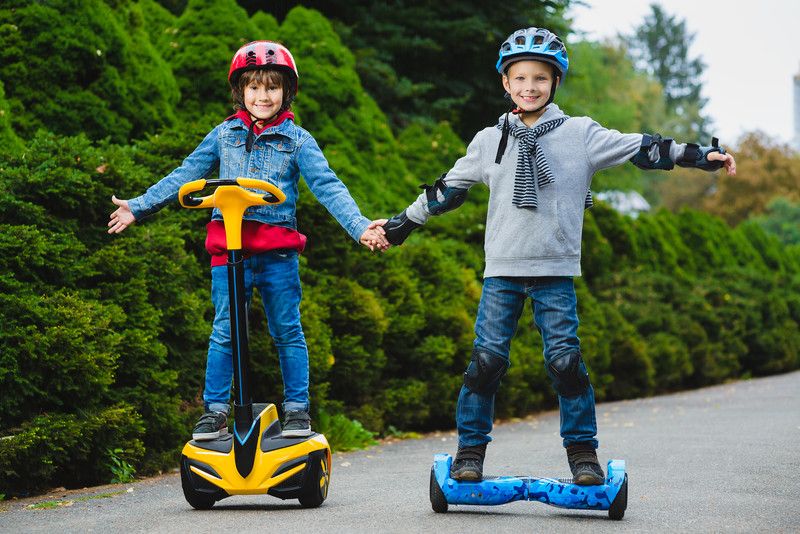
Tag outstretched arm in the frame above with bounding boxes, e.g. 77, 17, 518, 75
630, 133, 736, 175
382, 133, 488, 246
299, 136, 389, 249
582, 119, 736, 177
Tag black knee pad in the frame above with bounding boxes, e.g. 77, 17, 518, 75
546, 351, 590, 398
464, 348, 509, 395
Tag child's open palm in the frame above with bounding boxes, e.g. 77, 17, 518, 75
108, 195, 136, 234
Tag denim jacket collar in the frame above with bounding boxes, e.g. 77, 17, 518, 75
226, 114, 296, 142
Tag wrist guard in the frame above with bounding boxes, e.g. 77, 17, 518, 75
383, 210, 421, 246
420, 173, 468, 215
676, 136, 726, 171
630, 133, 675, 170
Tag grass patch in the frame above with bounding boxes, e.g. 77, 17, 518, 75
315, 410, 377, 452
74, 490, 126, 501
27, 490, 126, 510
27, 500, 72, 509
384, 425, 422, 440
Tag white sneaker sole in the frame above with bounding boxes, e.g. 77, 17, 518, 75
282, 428, 313, 438
192, 427, 229, 441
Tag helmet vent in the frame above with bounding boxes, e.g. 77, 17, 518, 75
495, 28, 568, 77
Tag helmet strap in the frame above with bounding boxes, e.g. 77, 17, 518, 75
244, 110, 279, 152
495, 106, 515, 164
245, 119, 259, 153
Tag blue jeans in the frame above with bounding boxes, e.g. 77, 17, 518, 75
204, 250, 309, 414
456, 276, 598, 449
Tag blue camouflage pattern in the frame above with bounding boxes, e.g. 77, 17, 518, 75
432, 453, 626, 509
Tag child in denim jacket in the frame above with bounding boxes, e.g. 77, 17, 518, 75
109, 41, 388, 439
379, 27, 736, 484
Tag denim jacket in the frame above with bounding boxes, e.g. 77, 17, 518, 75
128, 117, 371, 242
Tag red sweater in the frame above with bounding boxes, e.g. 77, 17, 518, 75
206, 110, 306, 266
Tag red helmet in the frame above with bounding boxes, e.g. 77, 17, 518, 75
228, 41, 298, 90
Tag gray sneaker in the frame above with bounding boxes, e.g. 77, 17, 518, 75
192, 411, 228, 441
567, 443, 605, 485
282, 410, 312, 437
450, 443, 487, 481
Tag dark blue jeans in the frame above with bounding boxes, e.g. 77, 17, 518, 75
204, 250, 309, 414
456, 276, 598, 449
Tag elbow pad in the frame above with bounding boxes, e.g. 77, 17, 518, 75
420, 173, 468, 215
676, 136, 726, 172
383, 210, 421, 246
630, 133, 675, 170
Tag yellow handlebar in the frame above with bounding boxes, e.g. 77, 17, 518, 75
178, 178, 286, 250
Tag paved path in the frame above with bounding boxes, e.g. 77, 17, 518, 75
2, 371, 799, 533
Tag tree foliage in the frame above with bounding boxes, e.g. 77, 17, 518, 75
0, 0, 179, 143
238, 0, 573, 140
752, 198, 800, 246
700, 133, 800, 226
625, 3, 709, 140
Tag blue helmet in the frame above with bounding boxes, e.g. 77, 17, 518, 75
496, 27, 568, 81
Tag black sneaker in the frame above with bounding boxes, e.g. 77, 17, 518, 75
450, 443, 487, 481
192, 411, 228, 441
282, 410, 312, 437
567, 443, 605, 485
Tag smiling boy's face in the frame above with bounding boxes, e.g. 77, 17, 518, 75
502, 60, 558, 120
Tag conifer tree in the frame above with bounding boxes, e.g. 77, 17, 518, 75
0, 80, 22, 152
0, 0, 178, 143
625, 4, 710, 139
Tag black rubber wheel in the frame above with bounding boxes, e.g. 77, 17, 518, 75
429, 467, 448, 513
180, 461, 216, 510
298, 453, 329, 508
608, 473, 628, 520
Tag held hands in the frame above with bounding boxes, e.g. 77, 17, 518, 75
360, 219, 390, 251
108, 195, 136, 234
707, 151, 736, 176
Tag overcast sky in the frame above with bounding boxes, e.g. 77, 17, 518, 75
568, 0, 800, 146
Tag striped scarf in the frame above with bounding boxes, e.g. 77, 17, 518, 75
502, 116, 593, 210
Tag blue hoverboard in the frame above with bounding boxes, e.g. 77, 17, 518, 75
429, 453, 628, 520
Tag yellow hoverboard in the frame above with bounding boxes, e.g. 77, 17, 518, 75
177, 178, 331, 510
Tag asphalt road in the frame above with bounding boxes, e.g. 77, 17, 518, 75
2, 371, 799, 533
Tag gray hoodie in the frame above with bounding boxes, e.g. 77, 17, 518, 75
405, 104, 686, 278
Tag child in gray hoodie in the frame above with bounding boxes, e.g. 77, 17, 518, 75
379, 27, 736, 485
